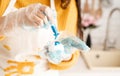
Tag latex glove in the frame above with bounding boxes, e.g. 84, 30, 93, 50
57, 31, 90, 52
39, 34, 90, 64
39, 31, 90, 64
0, 3, 54, 33
59, 36, 90, 54
46, 42, 65, 64
40, 35, 90, 64
38, 41, 69, 64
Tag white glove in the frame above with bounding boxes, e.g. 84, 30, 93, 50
39, 41, 71, 64
0, 3, 54, 33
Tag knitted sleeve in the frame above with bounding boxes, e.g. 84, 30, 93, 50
0, 0, 10, 16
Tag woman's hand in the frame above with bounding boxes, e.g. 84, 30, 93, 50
20, 3, 54, 27
0, 3, 54, 33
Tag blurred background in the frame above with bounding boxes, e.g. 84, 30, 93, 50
60, 0, 120, 76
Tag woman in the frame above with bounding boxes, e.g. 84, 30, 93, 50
0, 0, 82, 76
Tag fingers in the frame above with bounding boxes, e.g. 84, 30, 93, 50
37, 4, 55, 25
44, 7, 55, 25
37, 5, 55, 26
24, 3, 55, 28
36, 10, 49, 26
35, 4, 55, 27
32, 15, 44, 27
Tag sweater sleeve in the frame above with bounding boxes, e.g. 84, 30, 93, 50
0, 0, 10, 16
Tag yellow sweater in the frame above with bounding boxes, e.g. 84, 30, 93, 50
0, 0, 79, 70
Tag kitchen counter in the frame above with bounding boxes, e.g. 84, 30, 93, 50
60, 53, 120, 76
